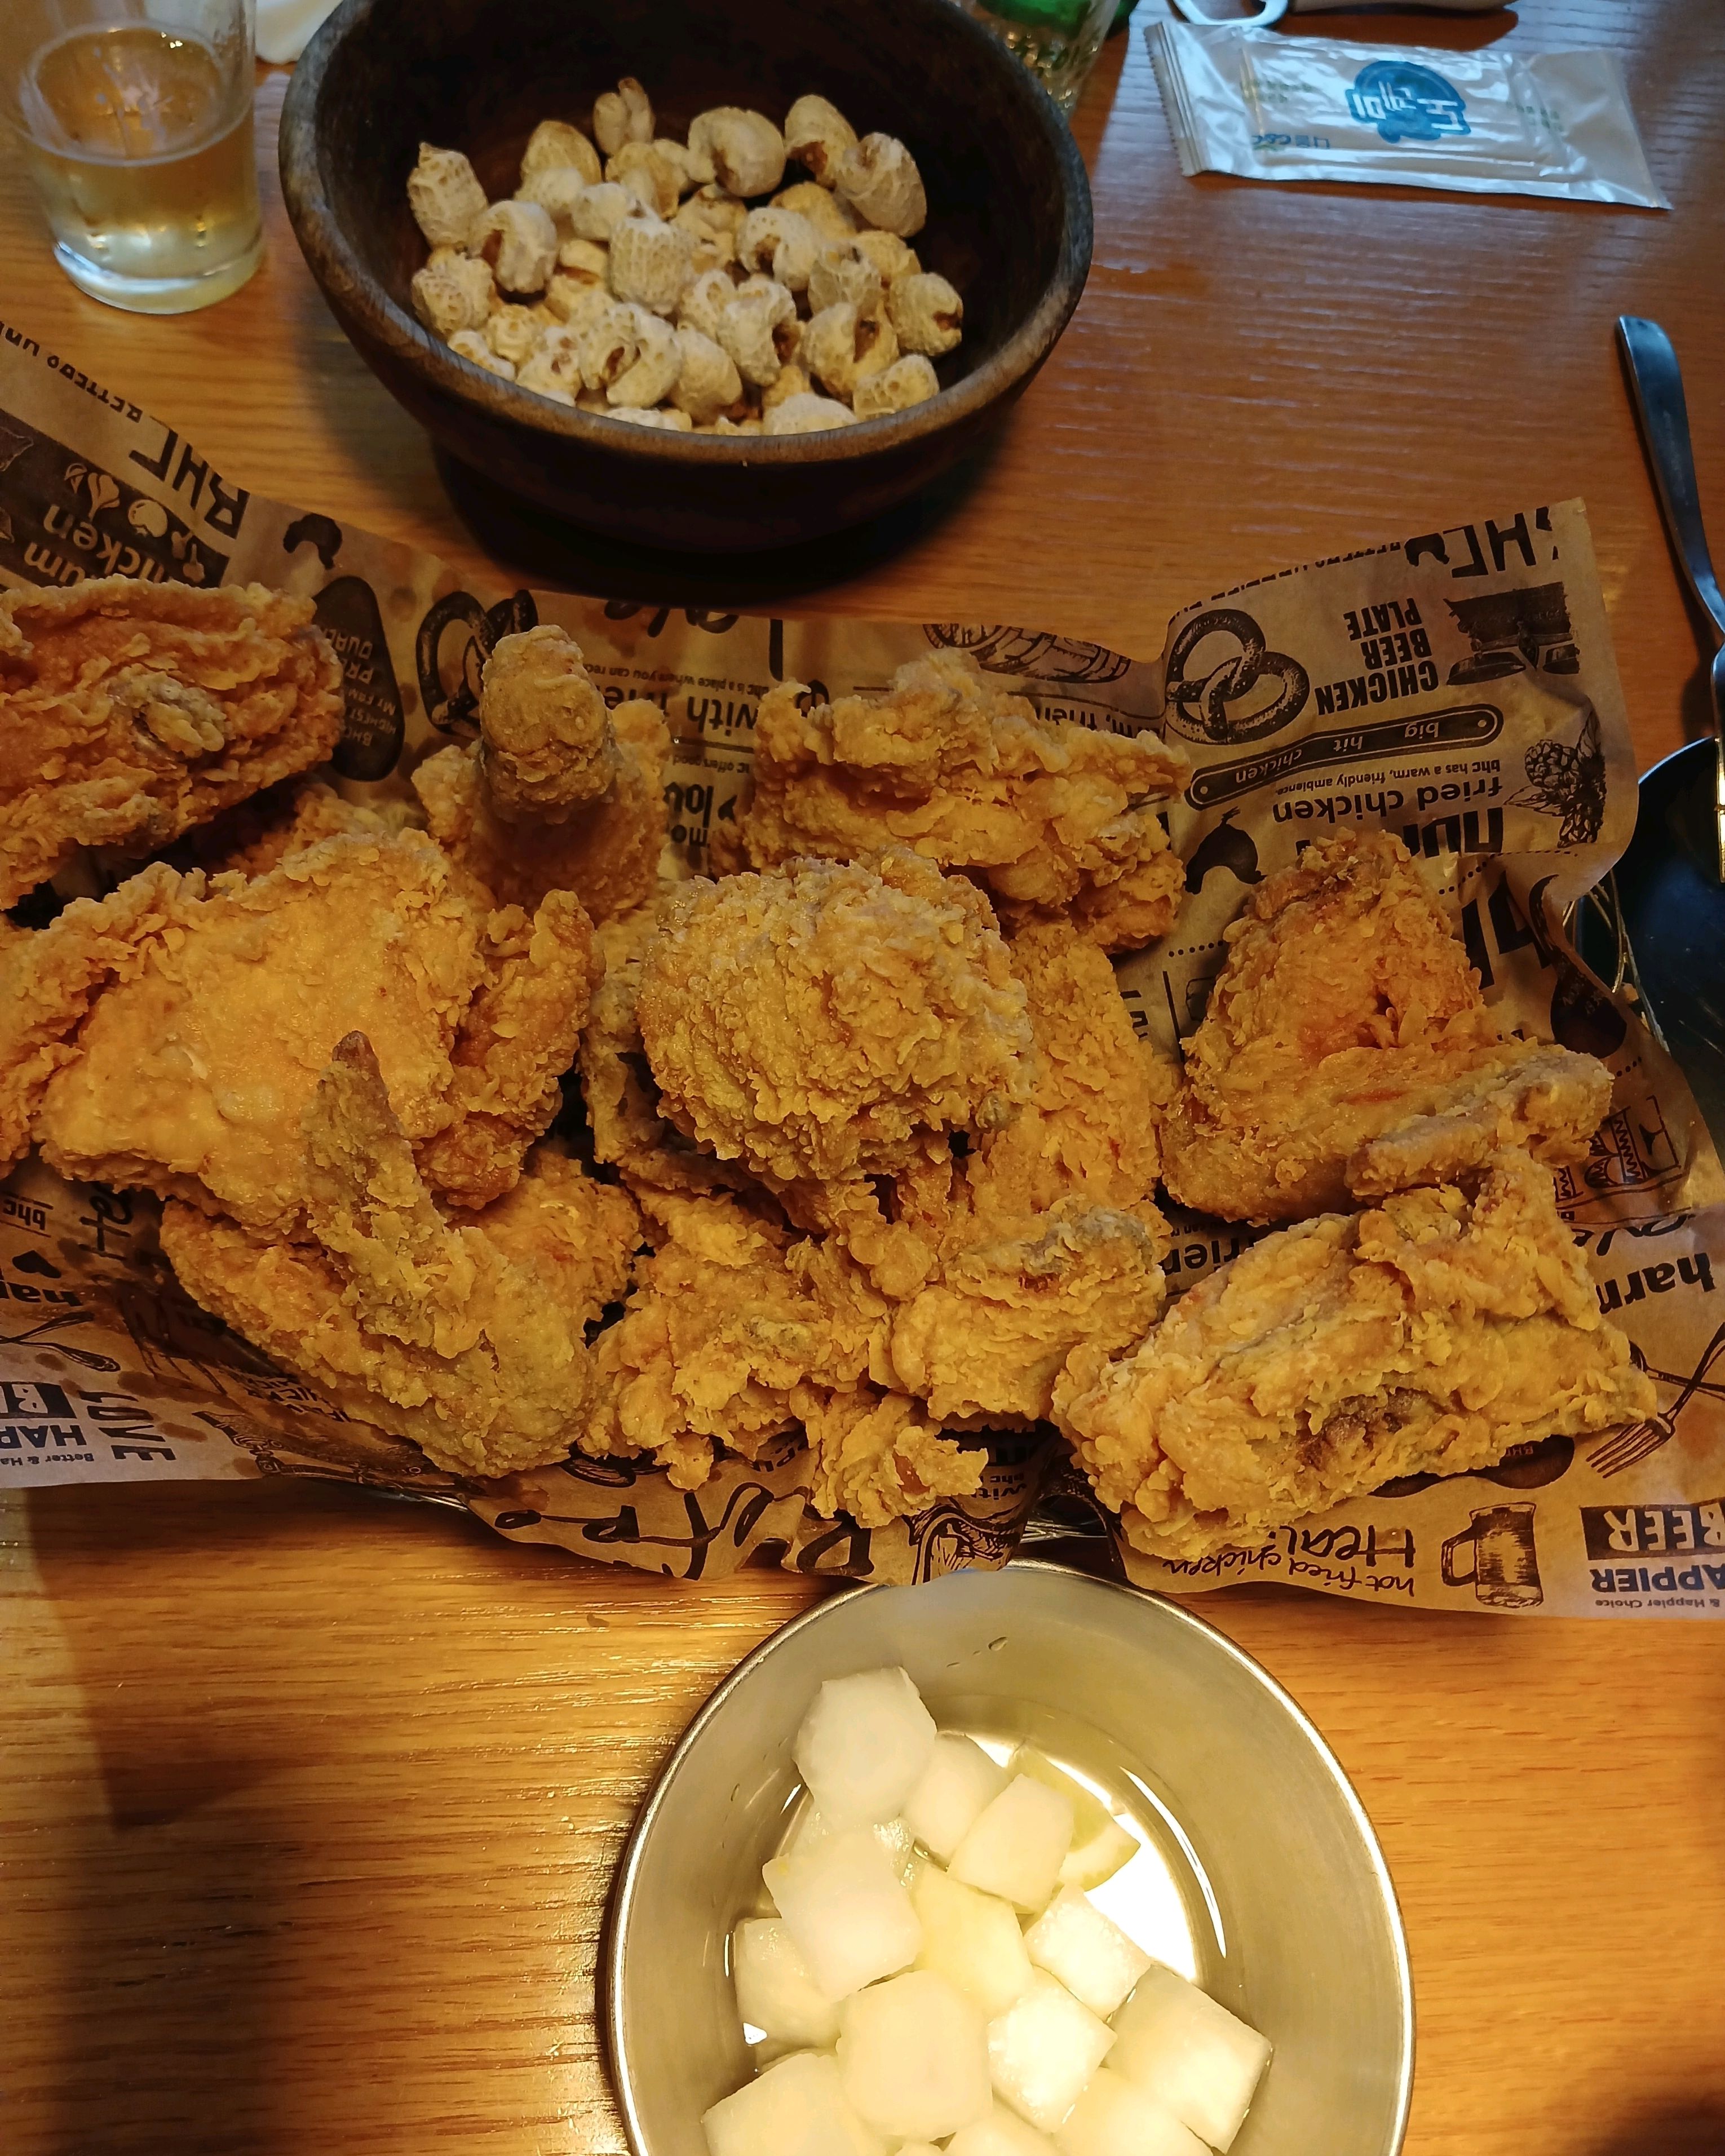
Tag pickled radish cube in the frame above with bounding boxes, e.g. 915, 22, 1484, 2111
948, 2102, 1060, 2156
703, 2049, 888, 2156
733, 1918, 841, 2049
874, 1816, 917, 1879
1023, 1888, 1152, 2020
763, 1826, 921, 2001
794, 1668, 938, 1829
912, 1862, 1035, 2021
986, 1972, 1115, 2133
1111, 1964, 1272, 2154
951, 1775, 1075, 1912
1055, 2069, 1207, 2156
895, 2145, 945, 2156
783, 1805, 919, 1881
904, 1733, 1009, 1863
1009, 1748, 1138, 1893
838, 1970, 993, 2140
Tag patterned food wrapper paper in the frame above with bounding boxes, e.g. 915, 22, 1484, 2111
3, 322, 1723, 1619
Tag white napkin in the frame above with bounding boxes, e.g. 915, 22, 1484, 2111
256, 0, 343, 65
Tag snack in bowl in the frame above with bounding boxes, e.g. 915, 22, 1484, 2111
406, 82, 958, 435
705, 1663, 1273, 2156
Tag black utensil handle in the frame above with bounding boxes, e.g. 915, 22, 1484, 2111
1617, 316, 1725, 645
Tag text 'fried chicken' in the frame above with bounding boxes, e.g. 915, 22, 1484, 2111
161, 1035, 639, 1477
0, 577, 343, 906
1055, 1150, 1656, 1564
1161, 830, 1612, 1223
0, 830, 596, 1229
732, 651, 1189, 950
413, 624, 669, 922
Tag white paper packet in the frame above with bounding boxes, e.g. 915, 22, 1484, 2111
1149, 22, 1668, 209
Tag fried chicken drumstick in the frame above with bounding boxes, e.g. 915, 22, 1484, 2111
1161, 830, 1611, 1223
732, 652, 1189, 951
412, 625, 669, 922
0, 577, 343, 906
1056, 1149, 1655, 1564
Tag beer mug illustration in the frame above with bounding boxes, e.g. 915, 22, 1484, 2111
1440, 1503, 1543, 1609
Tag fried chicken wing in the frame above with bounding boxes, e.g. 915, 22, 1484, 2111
733, 652, 1189, 950
413, 626, 669, 922
0, 578, 343, 906
636, 851, 1033, 1187
160, 1035, 639, 1476
1055, 1150, 1656, 1564
1160, 831, 1612, 1223
0, 830, 596, 1227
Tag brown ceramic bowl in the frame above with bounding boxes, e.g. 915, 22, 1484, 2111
279, 0, 1092, 555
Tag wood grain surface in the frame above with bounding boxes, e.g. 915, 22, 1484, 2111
2, 5, 1724, 2154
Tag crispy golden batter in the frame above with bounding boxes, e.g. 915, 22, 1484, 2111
801, 1388, 986, 1530
888, 1198, 1166, 1425
636, 852, 1033, 1188
0, 578, 343, 906
733, 652, 1188, 950
1160, 831, 1612, 1223
580, 1188, 987, 1525
477, 623, 621, 818
959, 920, 1174, 1234
578, 903, 764, 1204
0, 830, 596, 1227
581, 1188, 878, 1488
413, 626, 669, 922
160, 1035, 639, 1477
1055, 1150, 1656, 1564
184, 776, 422, 878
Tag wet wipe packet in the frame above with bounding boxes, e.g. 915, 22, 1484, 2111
1149, 23, 1667, 209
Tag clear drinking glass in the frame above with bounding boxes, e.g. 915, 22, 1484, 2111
2, 0, 263, 314
955, 0, 1118, 115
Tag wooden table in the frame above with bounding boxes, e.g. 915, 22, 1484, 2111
3, 6, 1723, 2152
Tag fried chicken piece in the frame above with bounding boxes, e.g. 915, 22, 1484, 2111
888, 1198, 1167, 1425
478, 623, 620, 818
581, 1187, 985, 1524
847, 923, 1171, 1421
801, 1388, 987, 1530
959, 920, 1173, 1233
412, 626, 669, 922
733, 652, 1189, 951
1160, 831, 1612, 1224
160, 1036, 639, 1476
636, 851, 1033, 1188
1055, 1150, 1656, 1564
578, 903, 764, 1205
182, 776, 422, 878
0, 577, 343, 906
581, 1188, 876, 1487
0, 830, 596, 1227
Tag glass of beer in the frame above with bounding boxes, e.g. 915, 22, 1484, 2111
2, 0, 263, 314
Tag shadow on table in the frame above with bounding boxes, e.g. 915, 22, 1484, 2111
30, 1732, 297, 2155
431, 437, 998, 608
1587, 2108, 1725, 2155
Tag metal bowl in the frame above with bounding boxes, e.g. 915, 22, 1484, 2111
606, 1561, 1413, 2156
